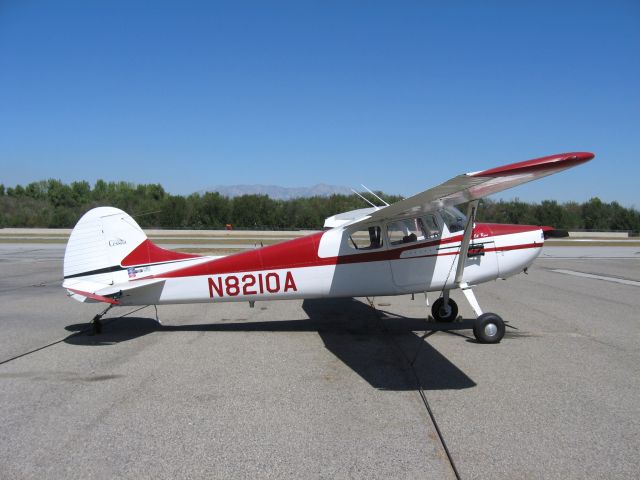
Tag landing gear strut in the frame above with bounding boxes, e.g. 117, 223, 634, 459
452, 200, 506, 343
91, 304, 114, 335
460, 282, 505, 344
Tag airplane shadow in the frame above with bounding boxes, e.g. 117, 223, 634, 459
64, 298, 476, 391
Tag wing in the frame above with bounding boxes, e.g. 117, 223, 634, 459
346, 152, 594, 226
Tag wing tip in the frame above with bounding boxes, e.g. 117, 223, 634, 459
471, 152, 595, 177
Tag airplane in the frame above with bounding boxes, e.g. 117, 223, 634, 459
62, 151, 594, 343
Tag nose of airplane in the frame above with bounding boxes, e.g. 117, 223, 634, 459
477, 223, 546, 279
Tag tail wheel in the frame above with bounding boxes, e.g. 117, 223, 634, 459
431, 297, 458, 322
473, 313, 505, 344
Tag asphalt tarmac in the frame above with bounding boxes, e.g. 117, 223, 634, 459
1, 243, 638, 479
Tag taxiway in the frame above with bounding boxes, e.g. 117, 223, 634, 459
1, 241, 638, 479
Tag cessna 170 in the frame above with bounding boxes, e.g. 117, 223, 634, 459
62, 152, 594, 343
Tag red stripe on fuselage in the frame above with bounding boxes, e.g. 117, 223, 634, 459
151, 223, 542, 279
154, 232, 328, 278
432, 242, 542, 257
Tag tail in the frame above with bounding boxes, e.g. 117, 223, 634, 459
62, 207, 198, 303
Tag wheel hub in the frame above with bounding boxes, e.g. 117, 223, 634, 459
484, 323, 498, 337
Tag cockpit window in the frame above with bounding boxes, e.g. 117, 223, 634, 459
387, 216, 441, 246
348, 226, 383, 250
440, 207, 468, 233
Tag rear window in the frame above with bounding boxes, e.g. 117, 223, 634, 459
347, 226, 383, 250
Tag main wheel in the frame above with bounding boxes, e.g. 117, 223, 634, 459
473, 313, 505, 344
431, 297, 458, 322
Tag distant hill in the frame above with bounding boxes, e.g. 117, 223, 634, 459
200, 183, 353, 200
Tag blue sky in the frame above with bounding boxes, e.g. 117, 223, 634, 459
1, 1, 639, 206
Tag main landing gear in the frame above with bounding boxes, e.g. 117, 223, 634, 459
431, 199, 506, 343
436, 284, 505, 344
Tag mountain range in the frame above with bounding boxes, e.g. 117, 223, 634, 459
200, 183, 354, 200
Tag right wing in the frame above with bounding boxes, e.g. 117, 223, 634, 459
344, 152, 594, 227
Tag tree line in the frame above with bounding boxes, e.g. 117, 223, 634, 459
0, 179, 638, 232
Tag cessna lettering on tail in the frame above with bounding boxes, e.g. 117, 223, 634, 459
208, 271, 298, 298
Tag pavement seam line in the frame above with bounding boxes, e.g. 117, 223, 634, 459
0, 305, 149, 367
367, 298, 462, 480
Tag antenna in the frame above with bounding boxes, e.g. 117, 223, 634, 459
361, 184, 390, 206
351, 188, 377, 208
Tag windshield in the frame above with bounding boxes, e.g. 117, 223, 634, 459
440, 206, 467, 233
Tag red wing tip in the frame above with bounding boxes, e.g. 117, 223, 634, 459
472, 151, 595, 177
561, 151, 595, 164
571, 151, 595, 161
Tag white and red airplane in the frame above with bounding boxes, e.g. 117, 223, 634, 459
62, 152, 594, 343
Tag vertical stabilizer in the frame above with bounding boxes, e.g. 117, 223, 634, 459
63, 207, 147, 285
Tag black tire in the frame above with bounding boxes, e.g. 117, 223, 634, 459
431, 297, 458, 322
473, 313, 505, 344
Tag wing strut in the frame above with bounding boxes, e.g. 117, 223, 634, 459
449, 200, 485, 317
454, 200, 479, 286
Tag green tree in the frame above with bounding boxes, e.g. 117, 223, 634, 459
195, 192, 230, 228
10, 185, 25, 196
25, 181, 48, 200
71, 180, 91, 205
2, 178, 639, 231
582, 197, 607, 230
231, 195, 277, 228
93, 179, 108, 201
46, 179, 75, 208
160, 195, 188, 228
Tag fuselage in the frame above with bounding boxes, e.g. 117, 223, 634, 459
62, 153, 595, 309
111, 210, 545, 306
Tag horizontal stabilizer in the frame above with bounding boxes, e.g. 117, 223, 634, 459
64, 278, 166, 304
66, 287, 120, 305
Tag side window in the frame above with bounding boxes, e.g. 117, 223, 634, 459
347, 226, 383, 250
387, 217, 426, 246
387, 215, 442, 246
